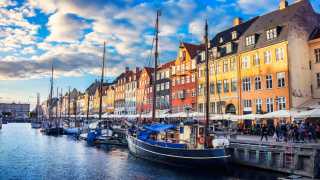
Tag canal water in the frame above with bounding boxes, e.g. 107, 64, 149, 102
0, 123, 284, 180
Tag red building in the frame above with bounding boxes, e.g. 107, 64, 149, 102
171, 42, 204, 113
137, 67, 154, 114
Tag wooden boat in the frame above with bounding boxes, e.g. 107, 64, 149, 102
127, 123, 230, 167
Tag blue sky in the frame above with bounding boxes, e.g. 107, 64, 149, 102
0, 0, 319, 108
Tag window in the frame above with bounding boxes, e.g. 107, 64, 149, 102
278, 97, 286, 110
223, 61, 229, 72
264, 50, 271, 64
277, 72, 285, 87
266, 98, 274, 112
172, 66, 176, 74
241, 56, 250, 69
266, 28, 277, 40
217, 80, 222, 93
216, 63, 222, 73
156, 84, 160, 91
176, 77, 180, 84
243, 100, 252, 108
317, 73, 320, 88
255, 99, 262, 113
255, 76, 261, 90
198, 103, 204, 113
266, 75, 273, 89
226, 43, 232, 54
231, 79, 237, 92
172, 79, 175, 86
230, 58, 236, 71
315, 49, 320, 63
223, 79, 229, 93
242, 77, 251, 91
186, 76, 190, 83
156, 73, 160, 80
181, 76, 185, 84
209, 64, 214, 75
165, 82, 170, 89
232, 31, 237, 40
198, 84, 204, 96
210, 102, 215, 113
191, 74, 195, 82
246, 35, 255, 46
276, 48, 284, 61
209, 83, 215, 94
253, 53, 260, 65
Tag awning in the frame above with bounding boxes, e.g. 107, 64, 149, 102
260, 110, 295, 118
144, 123, 176, 133
294, 108, 320, 118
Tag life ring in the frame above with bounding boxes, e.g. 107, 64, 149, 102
198, 137, 205, 144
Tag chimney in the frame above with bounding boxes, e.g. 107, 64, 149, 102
279, 0, 288, 10
233, 17, 242, 27
125, 67, 129, 72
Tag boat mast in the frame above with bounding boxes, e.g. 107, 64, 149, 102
204, 20, 210, 148
99, 42, 106, 121
152, 10, 160, 122
36, 92, 40, 121
56, 87, 58, 118
68, 87, 71, 120
49, 64, 54, 121
59, 88, 62, 120
86, 92, 90, 121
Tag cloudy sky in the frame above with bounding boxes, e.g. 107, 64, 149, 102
0, 0, 319, 108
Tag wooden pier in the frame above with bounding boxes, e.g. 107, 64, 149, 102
229, 137, 320, 178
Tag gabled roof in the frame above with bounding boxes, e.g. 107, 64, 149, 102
211, 17, 258, 47
239, 0, 316, 52
309, 27, 320, 40
158, 60, 175, 70
181, 42, 204, 59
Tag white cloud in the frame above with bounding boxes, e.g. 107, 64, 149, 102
46, 12, 91, 43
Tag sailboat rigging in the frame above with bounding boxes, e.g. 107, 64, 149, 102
127, 12, 230, 168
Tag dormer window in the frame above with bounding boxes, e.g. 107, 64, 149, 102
266, 28, 278, 40
219, 37, 223, 43
246, 35, 255, 46
201, 51, 205, 62
232, 31, 237, 40
226, 43, 232, 54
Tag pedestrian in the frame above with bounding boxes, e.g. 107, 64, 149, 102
275, 123, 281, 142
298, 123, 305, 142
261, 124, 268, 142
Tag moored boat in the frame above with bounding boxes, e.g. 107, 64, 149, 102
127, 123, 230, 167
31, 122, 42, 129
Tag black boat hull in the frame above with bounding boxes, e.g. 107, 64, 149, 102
43, 128, 63, 136
127, 135, 230, 168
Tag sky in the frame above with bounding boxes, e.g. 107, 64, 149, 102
0, 0, 319, 109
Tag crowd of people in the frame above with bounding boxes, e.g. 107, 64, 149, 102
237, 121, 320, 143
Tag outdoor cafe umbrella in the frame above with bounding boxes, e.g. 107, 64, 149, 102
294, 108, 320, 118
260, 110, 294, 119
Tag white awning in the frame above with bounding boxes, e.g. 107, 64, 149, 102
294, 108, 320, 118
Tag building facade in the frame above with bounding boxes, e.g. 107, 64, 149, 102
156, 61, 174, 111
171, 42, 203, 113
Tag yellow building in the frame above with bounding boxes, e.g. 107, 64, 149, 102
197, 17, 256, 115
102, 84, 115, 114
197, 0, 320, 119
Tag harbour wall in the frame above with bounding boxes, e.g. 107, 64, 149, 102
229, 139, 320, 178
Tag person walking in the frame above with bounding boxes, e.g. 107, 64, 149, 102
261, 124, 269, 142
275, 123, 281, 142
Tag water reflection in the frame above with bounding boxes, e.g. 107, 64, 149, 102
0, 123, 283, 180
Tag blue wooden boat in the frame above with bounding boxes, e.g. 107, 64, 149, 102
127, 123, 230, 168
63, 127, 80, 135
31, 122, 42, 129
